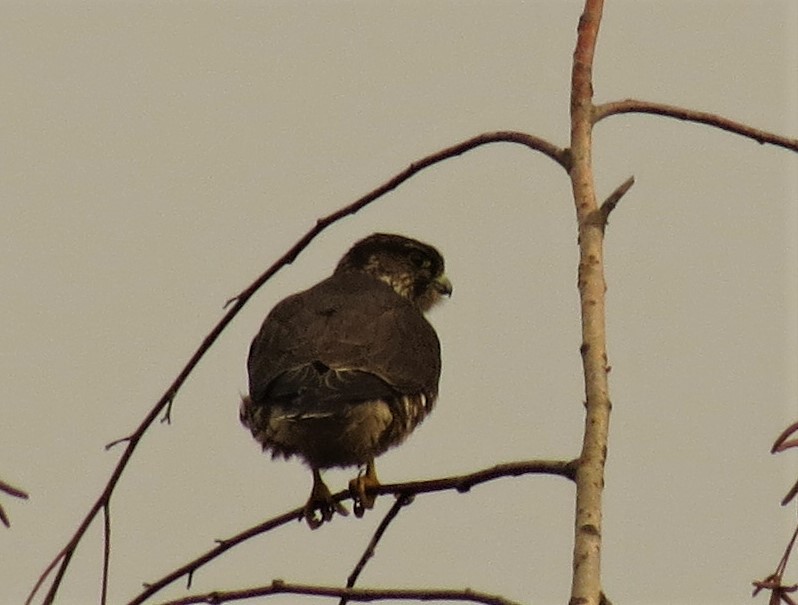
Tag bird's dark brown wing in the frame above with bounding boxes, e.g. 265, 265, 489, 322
247, 271, 441, 409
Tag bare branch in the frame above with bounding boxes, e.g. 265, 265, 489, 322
770, 420, 798, 505
569, 2, 611, 605
27, 130, 566, 605
0, 478, 28, 528
594, 99, 798, 153
155, 580, 523, 605
102, 503, 111, 605
129, 510, 301, 605
594, 176, 635, 229
781, 483, 798, 508
375, 459, 576, 496
341, 494, 414, 605
773, 421, 798, 454
105, 436, 133, 451
127, 459, 575, 605
41, 549, 73, 605
0, 478, 29, 500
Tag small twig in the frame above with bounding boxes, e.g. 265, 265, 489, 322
782, 484, 798, 508
769, 421, 798, 505
340, 494, 414, 605
595, 176, 635, 229
0, 478, 28, 528
102, 503, 111, 605
160, 393, 176, 425
105, 436, 132, 451
773, 421, 798, 454
155, 579, 523, 605
594, 99, 798, 153
0, 478, 29, 500
127, 458, 576, 605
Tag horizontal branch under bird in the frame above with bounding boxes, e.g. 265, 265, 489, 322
155, 580, 524, 605
128, 458, 576, 605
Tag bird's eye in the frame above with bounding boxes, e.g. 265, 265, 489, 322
409, 251, 428, 268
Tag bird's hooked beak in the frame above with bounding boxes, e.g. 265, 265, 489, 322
434, 274, 453, 297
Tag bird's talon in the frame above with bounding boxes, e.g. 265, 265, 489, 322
353, 499, 365, 518
305, 510, 322, 530
349, 467, 379, 515
304, 470, 348, 529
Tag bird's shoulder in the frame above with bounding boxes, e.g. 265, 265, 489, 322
274, 271, 407, 316
263, 272, 436, 344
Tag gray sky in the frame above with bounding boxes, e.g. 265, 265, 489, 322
2, 2, 797, 605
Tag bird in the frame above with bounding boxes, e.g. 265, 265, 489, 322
240, 233, 451, 528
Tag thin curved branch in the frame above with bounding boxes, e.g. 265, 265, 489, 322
772, 420, 798, 454
225, 133, 567, 310
155, 580, 523, 605
26, 130, 567, 605
128, 459, 576, 605
594, 99, 798, 153
128, 510, 300, 605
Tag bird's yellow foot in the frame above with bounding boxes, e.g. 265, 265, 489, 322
349, 461, 380, 518
305, 469, 348, 529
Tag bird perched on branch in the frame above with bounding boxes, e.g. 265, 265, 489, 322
241, 233, 451, 528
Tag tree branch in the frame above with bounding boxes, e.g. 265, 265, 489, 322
0, 477, 28, 528
340, 494, 414, 605
594, 176, 635, 229
594, 99, 798, 153
102, 503, 111, 605
127, 459, 576, 605
569, 2, 611, 605
155, 580, 523, 605
26, 130, 567, 605
770, 420, 798, 506
224, 133, 566, 311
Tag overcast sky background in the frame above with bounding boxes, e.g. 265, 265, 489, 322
2, 2, 797, 605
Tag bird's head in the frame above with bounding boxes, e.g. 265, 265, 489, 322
335, 233, 452, 312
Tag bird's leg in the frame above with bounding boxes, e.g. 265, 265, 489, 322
304, 468, 348, 529
349, 458, 380, 518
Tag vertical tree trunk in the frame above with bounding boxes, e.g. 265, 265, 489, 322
568, 1, 611, 604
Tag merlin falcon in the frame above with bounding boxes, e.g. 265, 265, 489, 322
241, 233, 451, 528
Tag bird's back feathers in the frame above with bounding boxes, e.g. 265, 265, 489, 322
247, 271, 441, 405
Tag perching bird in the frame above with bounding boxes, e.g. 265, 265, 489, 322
241, 233, 451, 528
